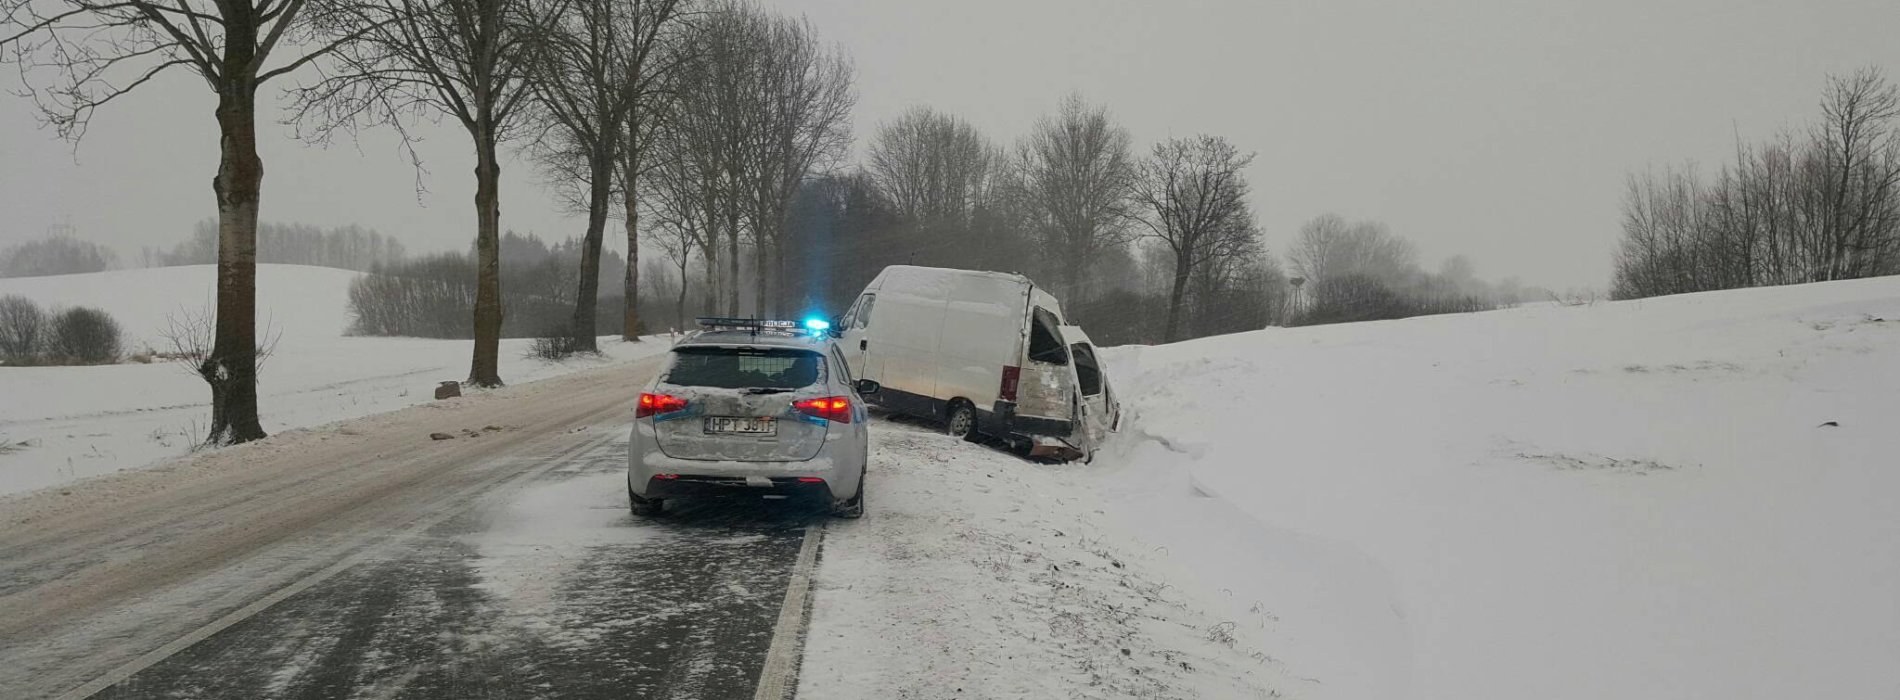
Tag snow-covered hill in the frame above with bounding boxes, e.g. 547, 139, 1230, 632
1096, 276, 1900, 699
0, 264, 666, 496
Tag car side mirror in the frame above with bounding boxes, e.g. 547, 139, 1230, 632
855, 379, 881, 396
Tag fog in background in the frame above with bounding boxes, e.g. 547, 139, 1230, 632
3, 0, 1895, 291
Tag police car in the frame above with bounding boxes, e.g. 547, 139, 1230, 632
627, 318, 876, 518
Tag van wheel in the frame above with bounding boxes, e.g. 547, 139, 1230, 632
946, 401, 978, 441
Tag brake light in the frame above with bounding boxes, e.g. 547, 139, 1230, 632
796, 477, 825, 483
637, 393, 688, 418
999, 365, 1021, 401
794, 396, 852, 423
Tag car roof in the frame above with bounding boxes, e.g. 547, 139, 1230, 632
674, 329, 835, 351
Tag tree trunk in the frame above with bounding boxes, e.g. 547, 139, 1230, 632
570, 150, 612, 352
675, 256, 689, 332
772, 234, 788, 318
702, 226, 720, 317
753, 233, 768, 316
1163, 249, 1192, 343
621, 164, 641, 341
469, 130, 506, 387
726, 209, 742, 315
203, 85, 269, 446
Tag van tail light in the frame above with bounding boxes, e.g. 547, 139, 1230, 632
637, 393, 688, 418
794, 396, 853, 423
999, 365, 1021, 402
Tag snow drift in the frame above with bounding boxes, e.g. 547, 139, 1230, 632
1098, 276, 1900, 699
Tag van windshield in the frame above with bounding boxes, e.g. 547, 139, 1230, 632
665, 347, 823, 389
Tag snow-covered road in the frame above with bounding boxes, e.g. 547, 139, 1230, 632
0, 355, 1263, 700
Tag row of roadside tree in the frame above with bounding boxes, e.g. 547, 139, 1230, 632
1613, 68, 1900, 299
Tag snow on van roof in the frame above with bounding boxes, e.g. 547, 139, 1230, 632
876, 265, 1034, 293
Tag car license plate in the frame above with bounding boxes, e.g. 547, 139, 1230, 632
705, 416, 776, 436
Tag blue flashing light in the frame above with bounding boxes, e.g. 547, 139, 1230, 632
803, 317, 831, 333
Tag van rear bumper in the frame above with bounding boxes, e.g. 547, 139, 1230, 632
988, 400, 1072, 438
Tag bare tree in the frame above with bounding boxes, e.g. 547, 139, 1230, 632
527, 0, 687, 350
643, 11, 734, 314
868, 106, 998, 228
1813, 67, 1900, 281
2, 0, 374, 444
611, 0, 693, 340
637, 1, 852, 319
293, 0, 558, 386
1613, 69, 1900, 300
740, 11, 853, 317
1129, 135, 1258, 342
1288, 214, 1419, 288
1016, 93, 1134, 302
0, 295, 46, 362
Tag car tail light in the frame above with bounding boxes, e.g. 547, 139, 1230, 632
796, 477, 825, 483
999, 365, 1021, 402
637, 392, 688, 418
794, 396, 852, 423
653, 473, 679, 480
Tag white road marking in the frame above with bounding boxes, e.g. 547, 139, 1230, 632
55, 431, 623, 700
753, 523, 824, 700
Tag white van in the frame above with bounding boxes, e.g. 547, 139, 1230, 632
835, 265, 1120, 460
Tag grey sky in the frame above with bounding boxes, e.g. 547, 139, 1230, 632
3, 0, 1896, 290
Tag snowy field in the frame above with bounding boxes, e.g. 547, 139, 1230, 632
1092, 276, 1900, 699
4, 265, 1895, 699
0, 264, 668, 497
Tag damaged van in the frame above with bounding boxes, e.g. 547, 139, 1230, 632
835, 265, 1120, 461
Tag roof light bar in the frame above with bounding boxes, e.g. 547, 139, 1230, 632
694, 316, 837, 338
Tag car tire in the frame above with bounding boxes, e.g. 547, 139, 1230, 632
628, 485, 664, 517
832, 466, 866, 519
946, 401, 978, 442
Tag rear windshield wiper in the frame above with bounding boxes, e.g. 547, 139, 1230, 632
743, 387, 794, 395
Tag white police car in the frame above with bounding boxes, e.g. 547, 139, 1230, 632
627, 318, 875, 518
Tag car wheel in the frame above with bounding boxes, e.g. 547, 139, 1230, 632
832, 466, 866, 519
628, 485, 664, 517
946, 401, 978, 442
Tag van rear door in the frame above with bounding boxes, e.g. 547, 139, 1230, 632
1014, 306, 1076, 432
1061, 326, 1115, 448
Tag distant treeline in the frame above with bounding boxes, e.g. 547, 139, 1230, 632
1614, 68, 1900, 300
348, 231, 659, 339
645, 98, 1524, 348
0, 235, 117, 278
143, 220, 407, 272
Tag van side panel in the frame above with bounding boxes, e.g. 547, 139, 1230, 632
935, 274, 1033, 410
865, 285, 946, 407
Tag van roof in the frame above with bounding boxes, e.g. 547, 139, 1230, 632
875, 264, 1034, 290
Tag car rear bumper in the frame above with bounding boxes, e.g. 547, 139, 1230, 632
988, 400, 1073, 437
629, 440, 858, 501
642, 475, 837, 501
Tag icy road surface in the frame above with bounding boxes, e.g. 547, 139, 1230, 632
0, 357, 820, 699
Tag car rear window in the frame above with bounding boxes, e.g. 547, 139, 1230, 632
665, 347, 823, 389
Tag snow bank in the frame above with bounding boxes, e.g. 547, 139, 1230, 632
800, 420, 1290, 698
1097, 276, 1900, 699
0, 264, 670, 496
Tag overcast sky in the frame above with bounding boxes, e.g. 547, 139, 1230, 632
2, 0, 1896, 290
